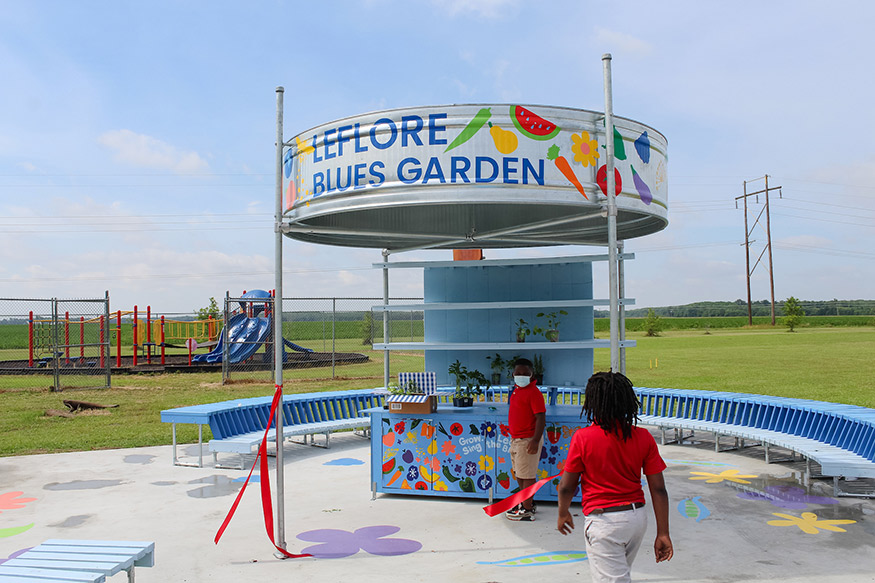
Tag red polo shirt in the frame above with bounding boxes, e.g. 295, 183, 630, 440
507, 382, 546, 439
564, 424, 666, 515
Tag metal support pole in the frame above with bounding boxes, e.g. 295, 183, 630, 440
602, 53, 620, 372
618, 240, 626, 374
382, 249, 390, 389
273, 86, 287, 555
765, 174, 776, 326
331, 298, 336, 379
743, 180, 752, 326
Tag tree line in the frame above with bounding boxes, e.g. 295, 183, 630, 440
596, 299, 875, 318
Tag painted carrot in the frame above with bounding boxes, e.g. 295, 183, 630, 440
445, 107, 492, 152
386, 468, 404, 487
547, 144, 588, 199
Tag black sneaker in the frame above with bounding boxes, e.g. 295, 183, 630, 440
507, 506, 535, 521
504, 504, 520, 519
531, 501, 538, 514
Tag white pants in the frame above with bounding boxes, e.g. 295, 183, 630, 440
583, 506, 647, 583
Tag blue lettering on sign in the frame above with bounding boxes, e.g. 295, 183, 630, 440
353, 163, 368, 190
429, 113, 447, 145
522, 159, 545, 185
475, 156, 499, 183
369, 161, 385, 186
401, 115, 424, 147
503, 157, 518, 184
337, 125, 353, 157
323, 128, 337, 160
354, 123, 368, 153
312, 134, 322, 163
335, 165, 352, 192
312, 172, 325, 195
398, 157, 421, 184
451, 157, 471, 183
371, 118, 397, 150
423, 157, 446, 183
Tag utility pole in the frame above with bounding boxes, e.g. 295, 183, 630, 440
735, 175, 782, 325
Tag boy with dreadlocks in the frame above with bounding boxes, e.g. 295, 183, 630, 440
557, 371, 673, 582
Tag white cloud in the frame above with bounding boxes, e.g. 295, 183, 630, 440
431, 0, 519, 19
592, 28, 653, 57
97, 129, 209, 174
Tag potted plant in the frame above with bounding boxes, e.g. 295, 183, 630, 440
448, 360, 490, 407
535, 310, 568, 342
486, 353, 506, 385
532, 353, 545, 384
514, 318, 531, 342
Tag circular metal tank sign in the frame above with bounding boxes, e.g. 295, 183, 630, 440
282, 104, 667, 249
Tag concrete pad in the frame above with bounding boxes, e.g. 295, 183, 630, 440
1, 433, 873, 582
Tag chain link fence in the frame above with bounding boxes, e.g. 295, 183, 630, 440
0, 295, 111, 391
222, 296, 423, 384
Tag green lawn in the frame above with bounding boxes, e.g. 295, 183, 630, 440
0, 326, 872, 456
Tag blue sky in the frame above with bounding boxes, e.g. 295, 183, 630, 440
2, 0, 874, 314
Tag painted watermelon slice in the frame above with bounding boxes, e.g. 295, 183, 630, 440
510, 106, 560, 141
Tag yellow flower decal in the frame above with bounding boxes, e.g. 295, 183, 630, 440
767, 512, 856, 534
433, 479, 449, 492
571, 131, 600, 167
479, 455, 494, 472
689, 469, 757, 484
537, 468, 549, 480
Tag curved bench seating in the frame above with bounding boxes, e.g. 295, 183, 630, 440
161, 386, 875, 496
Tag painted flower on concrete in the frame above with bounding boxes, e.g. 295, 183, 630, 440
767, 512, 856, 534
737, 485, 838, 510
0, 492, 36, 513
689, 469, 757, 485
297, 525, 422, 559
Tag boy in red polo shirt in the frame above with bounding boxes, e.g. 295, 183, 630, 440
505, 357, 546, 521
557, 371, 673, 581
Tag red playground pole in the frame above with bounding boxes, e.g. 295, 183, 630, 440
80, 316, 85, 359
160, 315, 166, 365
132, 305, 138, 367
28, 311, 34, 368
64, 311, 70, 364
146, 305, 152, 364
100, 315, 105, 368
116, 310, 122, 368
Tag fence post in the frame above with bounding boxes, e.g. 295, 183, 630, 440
51, 299, 60, 392
28, 311, 33, 368
132, 305, 138, 367
100, 315, 105, 369
332, 297, 336, 379
64, 311, 70, 365
80, 316, 85, 360
160, 315, 166, 365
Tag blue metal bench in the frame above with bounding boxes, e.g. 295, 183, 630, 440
161, 390, 382, 469
0, 539, 154, 583
630, 387, 875, 497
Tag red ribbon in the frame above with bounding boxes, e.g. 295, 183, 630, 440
215, 384, 311, 559
482, 472, 562, 517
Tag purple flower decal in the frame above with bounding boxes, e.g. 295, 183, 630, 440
454, 464, 463, 474
465, 461, 477, 476
0, 547, 31, 566
480, 422, 497, 438
550, 445, 559, 455
548, 456, 556, 465
297, 525, 422, 559
737, 485, 838, 510
406, 466, 419, 481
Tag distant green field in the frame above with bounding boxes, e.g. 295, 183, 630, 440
595, 315, 875, 332
1, 326, 872, 456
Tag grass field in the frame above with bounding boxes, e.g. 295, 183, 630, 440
0, 326, 872, 456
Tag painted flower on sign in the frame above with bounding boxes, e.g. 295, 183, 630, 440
440, 440, 455, 456
571, 131, 600, 167
479, 455, 494, 472
480, 422, 496, 438
465, 461, 478, 476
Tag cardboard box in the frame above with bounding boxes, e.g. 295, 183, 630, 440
387, 395, 438, 415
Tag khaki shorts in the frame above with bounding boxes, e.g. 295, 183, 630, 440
510, 437, 543, 480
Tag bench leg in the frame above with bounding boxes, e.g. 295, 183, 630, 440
127, 566, 135, 583
309, 432, 331, 449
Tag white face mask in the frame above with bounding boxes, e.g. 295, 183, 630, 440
514, 375, 531, 387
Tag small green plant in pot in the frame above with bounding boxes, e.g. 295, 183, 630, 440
532, 353, 545, 384
448, 360, 490, 407
514, 318, 531, 342
535, 310, 568, 342
486, 353, 506, 385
